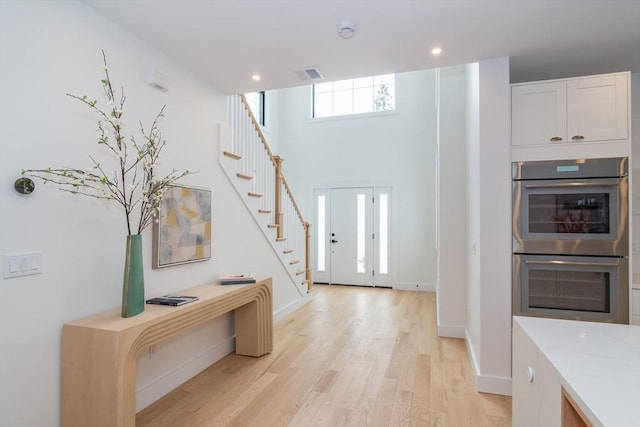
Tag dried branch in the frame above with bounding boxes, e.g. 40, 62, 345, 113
23, 51, 194, 236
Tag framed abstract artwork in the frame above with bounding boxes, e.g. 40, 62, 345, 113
152, 185, 212, 268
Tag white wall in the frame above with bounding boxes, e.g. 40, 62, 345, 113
465, 63, 482, 364
0, 2, 300, 425
275, 70, 439, 289
464, 58, 513, 395
436, 65, 468, 337
630, 73, 640, 281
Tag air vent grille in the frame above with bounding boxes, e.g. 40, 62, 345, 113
295, 67, 324, 81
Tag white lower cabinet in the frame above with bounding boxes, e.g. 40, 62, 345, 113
512, 320, 561, 426
514, 316, 640, 426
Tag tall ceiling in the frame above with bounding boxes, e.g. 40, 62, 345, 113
82, 0, 640, 94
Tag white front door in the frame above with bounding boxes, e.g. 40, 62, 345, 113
330, 187, 374, 286
313, 187, 392, 287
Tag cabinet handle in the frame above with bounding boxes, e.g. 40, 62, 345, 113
549, 136, 563, 142
527, 366, 535, 383
571, 134, 585, 140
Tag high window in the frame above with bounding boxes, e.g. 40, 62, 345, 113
244, 91, 265, 126
312, 74, 395, 118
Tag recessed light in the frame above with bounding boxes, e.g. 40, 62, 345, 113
431, 47, 443, 55
251, 74, 261, 81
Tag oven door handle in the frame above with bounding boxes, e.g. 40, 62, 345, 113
523, 179, 623, 189
524, 260, 620, 267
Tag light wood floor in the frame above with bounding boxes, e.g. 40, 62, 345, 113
137, 284, 511, 427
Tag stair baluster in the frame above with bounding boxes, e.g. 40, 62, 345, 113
221, 94, 312, 292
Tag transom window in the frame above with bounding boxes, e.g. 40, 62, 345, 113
312, 74, 395, 118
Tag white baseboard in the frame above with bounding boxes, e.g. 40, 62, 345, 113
136, 336, 235, 411
274, 292, 313, 323
135, 293, 313, 412
464, 330, 512, 396
476, 373, 512, 396
437, 324, 466, 338
393, 282, 436, 292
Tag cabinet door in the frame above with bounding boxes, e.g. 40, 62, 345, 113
513, 321, 563, 426
632, 289, 640, 325
567, 74, 628, 142
537, 352, 561, 426
512, 322, 541, 426
512, 82, 567, 146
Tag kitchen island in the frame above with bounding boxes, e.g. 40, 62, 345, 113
512, 316, 640, 427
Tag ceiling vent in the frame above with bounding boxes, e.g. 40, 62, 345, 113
295, 67, 324, 81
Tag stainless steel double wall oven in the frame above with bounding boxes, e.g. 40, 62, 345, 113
512, 157, 629, 323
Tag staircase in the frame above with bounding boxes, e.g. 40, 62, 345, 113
219, 95, 312, 295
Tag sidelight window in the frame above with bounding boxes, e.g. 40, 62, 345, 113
357, 194, 366, 273
379, 193, 389, 274
317, 195, 326, 271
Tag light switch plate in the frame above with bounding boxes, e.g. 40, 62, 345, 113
3, 252, 42, 279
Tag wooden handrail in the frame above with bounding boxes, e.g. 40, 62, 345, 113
239, 94, 277, 168
238, 96, 307, 229
282, 176, 305, 225
237, 94, 312, 289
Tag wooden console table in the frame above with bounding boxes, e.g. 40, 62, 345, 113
61, 278, 273, 427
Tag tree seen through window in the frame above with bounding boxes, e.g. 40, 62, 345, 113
313, 74, 395, 118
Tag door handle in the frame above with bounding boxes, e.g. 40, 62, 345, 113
524, 179, 623, 189
524, 259, 620, 267
331, 239, 339, 243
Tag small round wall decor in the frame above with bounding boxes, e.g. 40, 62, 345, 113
14, 177, 35, 195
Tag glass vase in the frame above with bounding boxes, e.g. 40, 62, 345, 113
121, 234, 145, 318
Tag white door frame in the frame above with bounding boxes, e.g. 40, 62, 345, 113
313, 186, 393, 287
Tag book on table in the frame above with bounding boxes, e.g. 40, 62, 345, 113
219, 273, 256, 285
145, 295, 199, 306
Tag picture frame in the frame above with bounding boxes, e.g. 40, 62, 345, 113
152, 184, 212, 268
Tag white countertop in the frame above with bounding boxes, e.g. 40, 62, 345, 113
514, 316, 640, 427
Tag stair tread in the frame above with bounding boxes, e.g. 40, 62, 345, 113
223, 151, 241, 160
225, 99, 314, 291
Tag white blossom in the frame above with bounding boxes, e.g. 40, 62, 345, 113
22, 52, 192, 236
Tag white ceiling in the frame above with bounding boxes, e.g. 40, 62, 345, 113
82, 0, 640, 94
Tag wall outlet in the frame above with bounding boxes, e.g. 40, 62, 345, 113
148, 344, 158, 359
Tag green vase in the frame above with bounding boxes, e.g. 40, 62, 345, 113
121, 234, 145, 318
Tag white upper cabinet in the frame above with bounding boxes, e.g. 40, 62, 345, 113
512, 72, 629, 147
512, 81, 567, 146
567, 73, 629, 142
